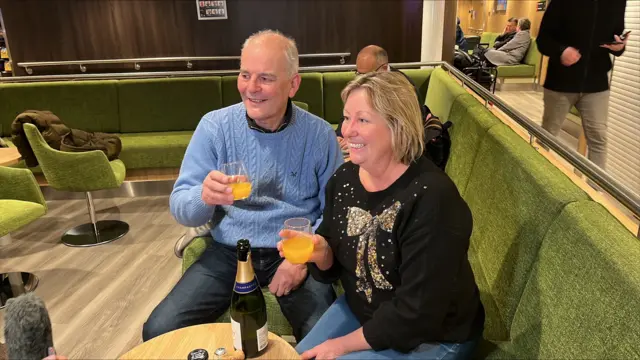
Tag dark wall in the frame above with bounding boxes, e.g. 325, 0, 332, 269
0, 0, 423, 76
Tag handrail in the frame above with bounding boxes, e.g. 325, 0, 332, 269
16, 53, 351, 74
441, 61, 640, 221
0, 61, 442, 83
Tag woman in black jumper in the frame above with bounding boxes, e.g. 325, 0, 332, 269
279, 71, 484, 359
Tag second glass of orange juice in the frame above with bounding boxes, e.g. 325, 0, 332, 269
282, 218, 314, 264
222, 161, 252, 200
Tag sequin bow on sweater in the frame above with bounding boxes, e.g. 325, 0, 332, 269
346, 201, 401, 303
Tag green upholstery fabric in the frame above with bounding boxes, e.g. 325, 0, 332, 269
0, 167, 47, 237
425, 68, 467, 122
293, 73, 324, 118
480, 32, 500, 47
292, 101, 309, 111
399, 68, 434, 106
118, 131, 193, 169
481, 201, 640, 359
221, 76, 241, 107
182, 236, 294, 336
23, 123, 125, 192
464, 124, 588, 341
523, 39, 541, 76
117, 77, 222, 133
445, 94, 500, 196
322, 72, 356, 125
0, 81, 120, 137
496, 65, 536, 78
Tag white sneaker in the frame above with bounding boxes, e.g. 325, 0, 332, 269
174, 222, 212, 258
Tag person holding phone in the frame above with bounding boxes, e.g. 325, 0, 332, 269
537, 0, 628, 172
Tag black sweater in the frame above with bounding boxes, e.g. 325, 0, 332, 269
537, 0, 627, 93
310, 157, 484, 353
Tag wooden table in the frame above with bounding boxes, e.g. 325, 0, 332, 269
120, 323, 300, 360
0, 147, 21, 166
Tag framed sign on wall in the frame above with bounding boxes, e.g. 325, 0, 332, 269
196, 0, 227, 20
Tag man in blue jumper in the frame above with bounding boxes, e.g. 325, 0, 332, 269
142, 30, 343, 342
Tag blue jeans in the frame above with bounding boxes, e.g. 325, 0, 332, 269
143, 240, 335, 342
296, 296, 479, 360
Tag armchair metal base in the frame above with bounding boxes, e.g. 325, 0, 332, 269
0, 272, 39, 309
62, 220, 129, 247
62, 192, 129, 247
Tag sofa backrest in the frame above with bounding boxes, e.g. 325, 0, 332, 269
0, 81, 120, 137
480, 32, 499, 47
426, 67, 468, 122
524, 38, 541, 75
401, 68, 433, 106
464, 124, 589, 341
117, 77, 222, 133
322, 71, 356, 125
498, 201, 640, 359
445, 93, 500, 196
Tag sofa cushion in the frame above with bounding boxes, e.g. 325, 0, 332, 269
496, 64, 536, 78
293, 73, 324, 118
117, 131, 193, 169
117, 77, 222, 133
401, 68, 433, 106
445, 94, 500, 196
426, 67, 468, 122
222, 75, 241, 107
464, 124, 588, 341
0, 81, 120, 137
322, 72, 356, 125
480, 32, 500, 48
483, 201, 640, 359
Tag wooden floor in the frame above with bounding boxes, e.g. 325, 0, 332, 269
0, 195, 184, 359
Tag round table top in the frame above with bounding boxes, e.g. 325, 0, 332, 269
119, 323, 300, 360
0, 147, 21, 166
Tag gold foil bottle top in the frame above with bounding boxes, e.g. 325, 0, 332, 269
235, 239, 255, 287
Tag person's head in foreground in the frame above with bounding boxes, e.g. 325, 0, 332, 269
341, 71, 424, 173
239, 29, 301, 131
283, 71, 485, 359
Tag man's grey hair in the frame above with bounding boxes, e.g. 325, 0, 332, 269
518, 18, 531, 31
373, 47, 389, 67
242, 29, 299, 76
508, 17, 518, 25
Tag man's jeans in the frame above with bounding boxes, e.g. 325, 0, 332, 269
143, 240, 335, 342
296, 296, 480, 360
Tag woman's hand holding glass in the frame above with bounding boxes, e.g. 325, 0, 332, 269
278, 222, 333, 270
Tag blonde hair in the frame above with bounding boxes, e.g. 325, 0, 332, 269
341, 71, 424, 165
242, 29, 299, 76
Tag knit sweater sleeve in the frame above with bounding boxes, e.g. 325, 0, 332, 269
169, 112, 219, 227
362, 176, 473, 353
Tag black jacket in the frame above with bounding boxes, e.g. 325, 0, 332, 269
537, 0, 627, 93
494, 31, 516, 50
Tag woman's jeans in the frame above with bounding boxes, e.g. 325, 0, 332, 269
295, 296, 479, 360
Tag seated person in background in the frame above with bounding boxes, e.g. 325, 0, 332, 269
484, 18, 532, 66
336, 45, 432, 150
456, 17, 468, 51
494, 17, 519, 50
281, 71, 485, 359
142, 29, 343, 342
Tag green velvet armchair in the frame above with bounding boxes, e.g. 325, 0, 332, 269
22, 122, 129, 247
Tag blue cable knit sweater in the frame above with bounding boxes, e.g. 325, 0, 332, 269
170, 102, 344, 248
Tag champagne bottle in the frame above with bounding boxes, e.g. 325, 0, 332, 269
230, 239, 268, 358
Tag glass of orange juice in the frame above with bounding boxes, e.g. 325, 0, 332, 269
282, 218, 314, 264
222, 161, 252, 200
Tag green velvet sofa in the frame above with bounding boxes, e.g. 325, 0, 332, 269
480, 32, 541, 81
2, 67, 639, 358
0, 69, 431, 172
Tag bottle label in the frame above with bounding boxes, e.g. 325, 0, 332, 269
231, 317, 242, 351
257, 321, 268, 351
233, 278, 258, 294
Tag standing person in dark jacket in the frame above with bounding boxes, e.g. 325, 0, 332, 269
537, 0, 629, 170
280, 71, 484, 360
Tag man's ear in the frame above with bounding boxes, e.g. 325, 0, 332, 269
289, 74, 302, 98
